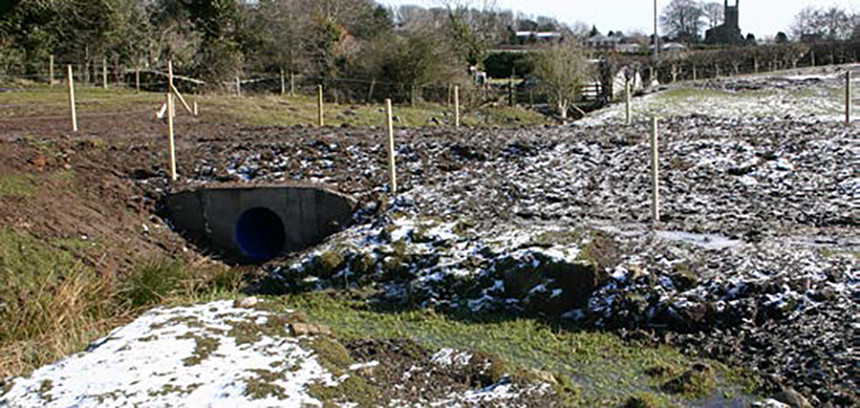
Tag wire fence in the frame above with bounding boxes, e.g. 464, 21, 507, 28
2, 44, 857, 134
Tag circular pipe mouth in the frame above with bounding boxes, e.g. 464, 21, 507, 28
235, 207, 286, 261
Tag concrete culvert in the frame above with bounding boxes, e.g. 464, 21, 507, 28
235, 207, 287, 260
164, 185, 357, 263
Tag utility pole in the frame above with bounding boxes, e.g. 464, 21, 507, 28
653, 0, 660, 61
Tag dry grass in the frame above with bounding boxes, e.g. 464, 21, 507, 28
0, 81, 550, 128
0, 228, 243, 378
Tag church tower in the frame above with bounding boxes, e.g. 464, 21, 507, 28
725, 0, 739, 29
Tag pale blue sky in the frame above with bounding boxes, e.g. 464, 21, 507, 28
378, 0, 860, 39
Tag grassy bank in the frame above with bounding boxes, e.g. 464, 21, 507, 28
0, 81, 550, 128
268, 290, 759, 406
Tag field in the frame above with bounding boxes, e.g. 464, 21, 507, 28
0, 65, 857, 407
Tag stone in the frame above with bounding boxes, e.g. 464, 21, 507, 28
774, 386, 813, 408
234, 296, 259, 308
289, 323, 332, 337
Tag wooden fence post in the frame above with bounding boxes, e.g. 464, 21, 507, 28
846, 70, 852, 125
385, 98, 397, 194
509, 75, 515, 106
447, 83, 452, 106
651, 117, 660, 225
280, 69, 286, 96
135, 67, 140, 93
167, 92, 177, 181
290, 73, 296, 96
67, 65, 77, 132
454, 85, 460, 127
625, 77, 632, 125
102, 56, 108, 89
692, 65, 697, 81
49, 55, 55, 86
167, 60, 177, 181
317, 84, 324, 127
235, 77, 241, 96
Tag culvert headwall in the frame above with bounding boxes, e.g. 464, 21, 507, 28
164, 185, 356, 262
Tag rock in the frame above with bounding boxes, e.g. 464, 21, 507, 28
28, 155, 46, 169
526, 369, 559, 385
774, 386, 813, 408
289, 323, 332, 337
753, 399, 790, 408
234, 296, 259, 308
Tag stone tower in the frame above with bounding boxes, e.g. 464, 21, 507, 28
725, 0, 739, 29
705, 0, 743, 44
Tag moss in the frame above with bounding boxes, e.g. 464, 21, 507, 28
671, 262, 698, 290
550, 373, 581, 406
529, 230, 585, 248
243, 369, 287, 400
181, 335, 220, 366
305, 337, 353, 376
0, 174, 36, 198
312, 251, 346, 279
149, 316, 204, 330
226, 312, 298, 345
578, 231, 619, 275
307, 375, 378, 408
348, 252, 376, 277
148, 383, 202, 397
661, 363, 716, 399
37, 379, 53, 402
624, 392, 674, 408
268, 291, 755, 405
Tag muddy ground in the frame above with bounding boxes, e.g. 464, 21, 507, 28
0, 74, 857, 406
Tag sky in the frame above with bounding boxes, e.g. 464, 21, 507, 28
377, 0, 860, 39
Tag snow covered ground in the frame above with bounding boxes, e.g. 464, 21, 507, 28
579, 66, 859, 126
1, 301, 335, 407
1, 301, 553, 407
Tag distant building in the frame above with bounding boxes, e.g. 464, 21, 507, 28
584, 33, 622, 50
584, 33, 641, 53
800, 33, 824, 43
705, 0, 744, 45
648, 42, 688, 52
515, 31, 562, 42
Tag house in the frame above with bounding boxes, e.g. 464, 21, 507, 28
584, 33, 624, 50
648, 42, 688, 52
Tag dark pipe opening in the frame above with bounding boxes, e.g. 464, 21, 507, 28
235, 207, 286, 260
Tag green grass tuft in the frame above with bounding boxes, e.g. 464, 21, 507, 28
116, 259, 189, 308
0, 174, 36, 198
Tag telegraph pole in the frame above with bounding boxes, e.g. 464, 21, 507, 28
653, 0, 660, 61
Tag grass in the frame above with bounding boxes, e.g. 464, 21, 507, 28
0, 80, 550, 128
0, 174, 36, 198
267, 290, 758, 406
0, 228, 119, 378
0, 226, 244, 379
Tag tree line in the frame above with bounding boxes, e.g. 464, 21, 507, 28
660, 0, 859, 44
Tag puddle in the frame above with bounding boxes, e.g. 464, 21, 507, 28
654, 230, 742, 250
590, 222, 743, 250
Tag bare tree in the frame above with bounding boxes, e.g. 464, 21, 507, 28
702, 2, 723, 29
660, 0, 705, 42
790, 5, 855, 41
532, 41, 588, 120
